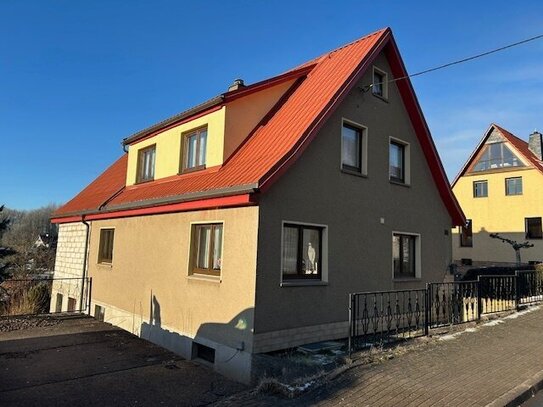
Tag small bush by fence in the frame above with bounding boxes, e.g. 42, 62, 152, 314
0, 277, 91, 317
349, 270, 543, 355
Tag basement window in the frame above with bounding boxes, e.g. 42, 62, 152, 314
194, 342, 215, 364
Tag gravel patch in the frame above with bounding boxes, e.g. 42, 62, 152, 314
0, 315, 61, 333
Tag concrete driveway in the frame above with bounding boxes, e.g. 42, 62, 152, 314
0, 315, 246, 406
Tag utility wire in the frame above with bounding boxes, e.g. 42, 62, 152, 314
364, 33, 543, 91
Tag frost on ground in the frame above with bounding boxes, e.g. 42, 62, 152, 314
503, 305, 540, 320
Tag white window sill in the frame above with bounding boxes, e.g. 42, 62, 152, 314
393, 277, 421, 282
97, 263, 113, 269
280, 280, 328, 287
389, 179, 410, 187
187, 274, 221, 283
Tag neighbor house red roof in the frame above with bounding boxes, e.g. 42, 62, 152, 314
452, 123, 543, 186
53, 27, 465, 226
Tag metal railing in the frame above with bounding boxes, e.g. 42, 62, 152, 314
0, 277, 92, 317
348, 270, 543, 355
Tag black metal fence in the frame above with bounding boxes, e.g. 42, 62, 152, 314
348, 270, 543, 355
0, 277, 92, 317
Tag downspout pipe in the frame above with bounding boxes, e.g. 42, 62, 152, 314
79, 216, 90, 312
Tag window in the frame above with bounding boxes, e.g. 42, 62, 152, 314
183, 127, 207, 172
473, 180, 488, 197
98, 228, 115, 264
67, 297, 76, 312
341, 122, 365, 173
55, 293, 63, 313
389, 141, 405, 183
393, 233, 417, 279
526, 217, 542, 239
460, 219, 473, 247
372, 67, 388, 99
190, 223, 223, 276
282, 223, 323, 280
505, 177, 523, 196
472, 142, 523, 172
136, 145, 156, 183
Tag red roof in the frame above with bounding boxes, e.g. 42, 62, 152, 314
53, 28, 464, 226
452, 123, 543, 186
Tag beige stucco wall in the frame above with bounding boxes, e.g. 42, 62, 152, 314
254, 51, 453, 337
223, 79, 295, 160
86, 206, 259, 352
50, 223, 88, 312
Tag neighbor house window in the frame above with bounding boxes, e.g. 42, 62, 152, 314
389, 140, 406, 183
136, 145, 156, 183
282, 223, 323, 280
393, 233, 417, 279
472, 142, 523, 172
372, 67, 388, 99
98, 228, 115, 264
505, 177, 522, 196
526, 217, 543, 239
341, 122, 365, 173
190, 223, 223, 276
460, 219, 473, 247
473, 180, 488, 197
183, 127, 207, 172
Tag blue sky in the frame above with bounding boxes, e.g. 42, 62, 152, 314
1, 1, 542, 210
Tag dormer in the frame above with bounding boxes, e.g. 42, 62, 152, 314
123, 70, 307, 187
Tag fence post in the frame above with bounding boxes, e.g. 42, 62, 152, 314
87, 277, 93, 316
515, 271, 520, 311
477, 276, 482, 320
348, 293, 353, 358
424, 284, 430, 336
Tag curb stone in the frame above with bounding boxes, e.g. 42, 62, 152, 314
486, 370, 543, 407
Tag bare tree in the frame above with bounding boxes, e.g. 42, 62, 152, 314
489, 233, 534, 265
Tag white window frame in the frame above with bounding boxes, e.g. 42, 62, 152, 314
372, 66, 388, 100
389, 137, 411, 185
280, 220, 329, 287
391, 231, 421, 280
187, 220, 225, 282
340, 118, 368, 176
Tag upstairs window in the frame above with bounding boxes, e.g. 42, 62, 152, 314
505, 177, 523, 196
98, 228, 115, 264
190, 223, 223, 276
137, 145, 156, 183
526, 217, 542, 239
460, 219, 473, 247
282, 223, 323, 280
372, 67, 388, 99
473, 180, 488, 198
183, 127, 207, 172
389, 140, 405, 183
472, 142, 523, 172
341, 122, 366, 174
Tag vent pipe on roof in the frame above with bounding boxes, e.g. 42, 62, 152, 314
529, 130, 543, 160
228, 78, 246, 92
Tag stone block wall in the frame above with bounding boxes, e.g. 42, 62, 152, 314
50, 222, 88, 312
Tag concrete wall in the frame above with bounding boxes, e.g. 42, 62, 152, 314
84, 206, 259, 383
253, 52, 453, 342
452, 166, 543, 263
50, 223, 88, 312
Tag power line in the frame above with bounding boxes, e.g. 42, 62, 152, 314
364, 33, 543, 91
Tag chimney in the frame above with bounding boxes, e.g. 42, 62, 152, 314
529, 130, 543, 160
228, 78, 245, 92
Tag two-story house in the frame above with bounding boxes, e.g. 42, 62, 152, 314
452, 123, 543, 265
50, 27, 464, 383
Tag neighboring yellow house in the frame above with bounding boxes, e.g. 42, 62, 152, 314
452, 123, 543, 265
51, 28, 464, 384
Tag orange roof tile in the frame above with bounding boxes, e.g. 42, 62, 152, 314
53, 28, 464, 225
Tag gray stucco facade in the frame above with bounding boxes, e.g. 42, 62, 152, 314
253, 53, 453, 338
